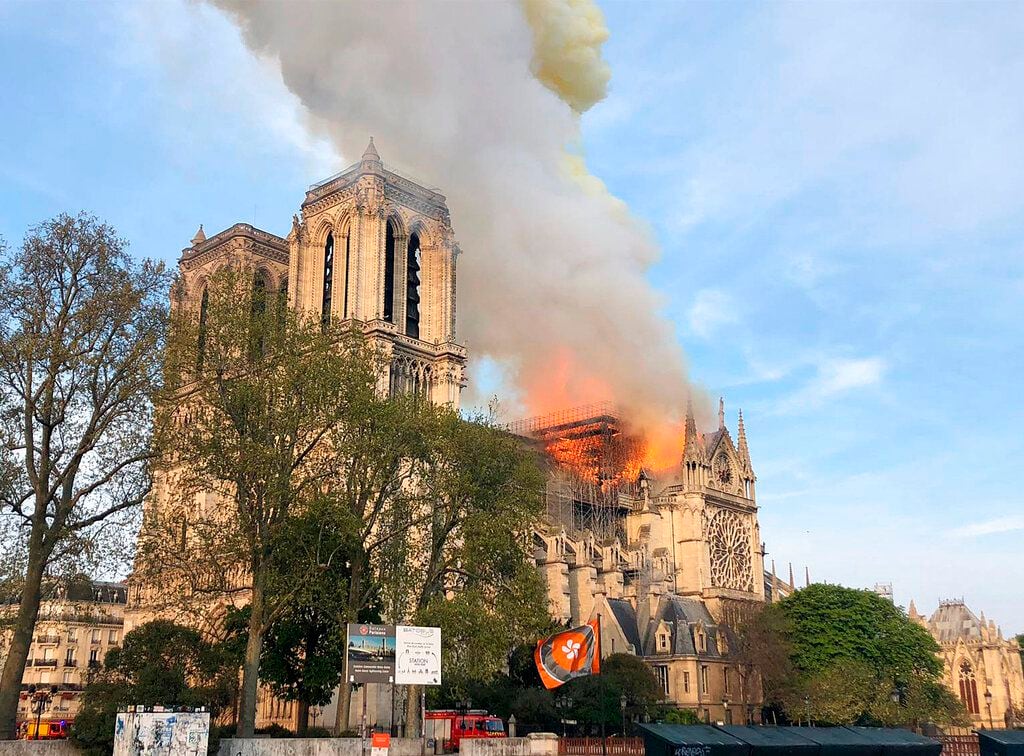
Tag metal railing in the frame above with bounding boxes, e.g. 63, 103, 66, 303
559, 738, 645, 756
941, 734, 980, 756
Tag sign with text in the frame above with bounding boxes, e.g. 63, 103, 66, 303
372, 731, 392, 756
395, 625, 441, 686
346, 623, 396, 683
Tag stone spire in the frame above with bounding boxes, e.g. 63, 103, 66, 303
789, 562, 795, 588
360, 136, 382, 171
191, 224, 206, 246
718, 397, 725, 430
737, 409, 751, 466
908, 599, 919, 618
682, 398, 702, 463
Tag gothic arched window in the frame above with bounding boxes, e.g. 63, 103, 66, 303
406, 232, 421, 338
959, 661, 980, 714
322, 232, 334, 325
249, 271, 269, 360
197, 287, 209, 370
384, 221, 396, 323
342, 233, 351, 319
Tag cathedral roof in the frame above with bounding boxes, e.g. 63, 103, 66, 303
927, 600, 984, 642
607, 597, 643, 654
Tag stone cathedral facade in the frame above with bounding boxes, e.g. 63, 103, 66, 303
522, 400, 792, 724
124, 140, 467, 728
125, 139, 791, 729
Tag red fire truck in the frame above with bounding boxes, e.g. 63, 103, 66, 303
425, 709, 506, 752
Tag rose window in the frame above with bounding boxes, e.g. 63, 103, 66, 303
707, 509, 753, 591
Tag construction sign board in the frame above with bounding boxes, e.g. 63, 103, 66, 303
347, 623, 397, 683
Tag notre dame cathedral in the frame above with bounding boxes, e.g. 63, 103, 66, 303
126, 139, 790, 729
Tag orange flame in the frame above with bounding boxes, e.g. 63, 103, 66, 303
520, 348, 684, 477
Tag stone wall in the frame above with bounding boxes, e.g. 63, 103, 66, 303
0, 743, 80, 756
218, 737, 428, 756
462, 734, 559, 756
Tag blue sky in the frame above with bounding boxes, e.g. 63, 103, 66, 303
1, 1, 1022, 632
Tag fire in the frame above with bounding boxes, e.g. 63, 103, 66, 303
518, 348, 686, 477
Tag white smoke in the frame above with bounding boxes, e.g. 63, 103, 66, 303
209, 0, 693, 443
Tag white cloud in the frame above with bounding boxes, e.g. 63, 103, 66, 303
812, 356, 887, 397
687, 288, 739, 339
948, 515, 1024, 539
771, 355, 887, 414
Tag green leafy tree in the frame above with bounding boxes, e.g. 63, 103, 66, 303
773, 584, 967, 726
72, 620, 237, 755
403, 413, 552, 726
258, 500, 356, 735
560, 653, 663, 733
147, 267, 380, 736
0, 214, 169, 739
663, 709, 702, 725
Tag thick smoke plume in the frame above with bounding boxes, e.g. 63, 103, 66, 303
210, 0, 696, 467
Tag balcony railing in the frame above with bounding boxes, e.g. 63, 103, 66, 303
32, 659, 58, 667
34, 635, 60, 644
63, 660, 77, 668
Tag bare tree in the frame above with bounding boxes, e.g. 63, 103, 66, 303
0, 214, 169, 739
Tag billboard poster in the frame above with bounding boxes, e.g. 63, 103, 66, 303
113, 710, 209, 756
395, 625, 441, 686
346, 623, 396, 683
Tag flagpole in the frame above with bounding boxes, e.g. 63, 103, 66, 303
598, 613, 606, 756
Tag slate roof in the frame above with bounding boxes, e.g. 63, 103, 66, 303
927, 601, 984, 642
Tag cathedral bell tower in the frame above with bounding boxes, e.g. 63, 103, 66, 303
288, 139, 466, 405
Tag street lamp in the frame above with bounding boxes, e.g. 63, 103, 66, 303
620, 694, 628, 736
555, 696, 570, 738
984, 689, 993, 729
803, 696, 810, 727
28, 685, 57, 740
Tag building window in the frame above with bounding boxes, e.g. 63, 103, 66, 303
724, 668, 731, 694
405, 233, 421, 339
66, 629, 76, 644
959, 661, 980, 715
63, 671, 73, 685
322, 232, 334, 325
655, 666, 670, 697
89, 649, 99, 666
700, 665, 709, 695
197, 287, 209, 370
683, 671, 691, 693
64, 650, 74, 666
108, 630, 118, 645
43, 648, 55, 661
91, 629, 101, 643
384, 221, 396, 323
658, 633, 669, 652
724, 708, 733, 725
39, 672, 50, 685
696, 630, 706, 653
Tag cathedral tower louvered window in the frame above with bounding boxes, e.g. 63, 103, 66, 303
322, 232, 334, 325
197, 287, 209, 370
406, 233, 421, 338
384, 221, 396, 323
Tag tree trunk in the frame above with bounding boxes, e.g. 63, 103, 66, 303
0, 549, 46, 740
335, 680, 353, 733
336, 549, 365, 733
406, 684, 422, 738
297, 699, 310, 736
237, 567, 267, 738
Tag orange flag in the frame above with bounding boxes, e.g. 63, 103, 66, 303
535, 619, 601, 689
